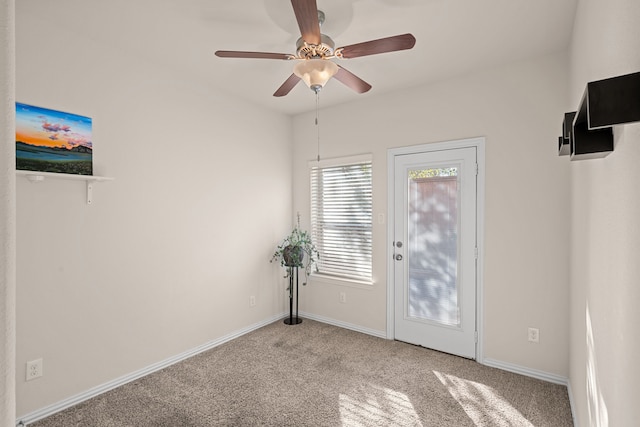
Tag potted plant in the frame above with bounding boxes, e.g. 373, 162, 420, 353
271, 219, 319, 286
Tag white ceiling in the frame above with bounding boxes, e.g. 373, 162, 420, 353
19, 0, 578, 115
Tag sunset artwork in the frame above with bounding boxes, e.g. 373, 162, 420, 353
16, 102, 93, 175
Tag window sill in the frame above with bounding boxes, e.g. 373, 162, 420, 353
309, 273, 375, 289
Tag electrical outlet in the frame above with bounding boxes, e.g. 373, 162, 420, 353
339, 292, 347, 304
528, 328, 540, 343
249, 296, 256, 307
26, 358, 43, 381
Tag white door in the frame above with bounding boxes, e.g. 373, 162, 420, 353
393, 146, 477, 359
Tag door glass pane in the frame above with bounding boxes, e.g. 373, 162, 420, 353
407, 167, 460, 326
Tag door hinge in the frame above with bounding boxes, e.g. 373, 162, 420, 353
475, 331, 478, 343
475, 163, 479, 176
474, 247, 479, 259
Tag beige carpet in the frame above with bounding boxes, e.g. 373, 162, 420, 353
30, 319, 573, 426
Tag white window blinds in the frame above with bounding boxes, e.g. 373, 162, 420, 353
310, 156, 372, 281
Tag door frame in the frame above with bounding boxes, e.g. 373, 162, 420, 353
387, 137, 486, 362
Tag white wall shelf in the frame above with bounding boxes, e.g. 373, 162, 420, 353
16, 170, 115, 204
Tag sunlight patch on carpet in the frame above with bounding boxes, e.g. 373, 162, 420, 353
434, 371, 534, 426
339, 385, 423, 427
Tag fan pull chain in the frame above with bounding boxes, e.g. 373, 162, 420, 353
315, 90, 320, 162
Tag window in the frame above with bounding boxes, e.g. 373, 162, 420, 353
310, 155, 373, 282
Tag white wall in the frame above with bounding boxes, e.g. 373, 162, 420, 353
22, 1, 638, 421
15, 6, 292, 417
1, 1, 16, 426
569, 0, 640, 425
292, 53, 571, 376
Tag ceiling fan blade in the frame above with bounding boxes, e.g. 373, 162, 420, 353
291, 0, 321, 45
215, 51, 291, 60
273, 74, 301, 97
338, 33, 416, 59
333, 65, 372, 94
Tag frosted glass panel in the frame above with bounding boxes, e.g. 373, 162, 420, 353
407, 168, 460, 326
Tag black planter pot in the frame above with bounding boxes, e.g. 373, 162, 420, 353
283, 245, 304, 267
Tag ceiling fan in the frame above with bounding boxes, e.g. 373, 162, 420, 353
215, 0, 416, 97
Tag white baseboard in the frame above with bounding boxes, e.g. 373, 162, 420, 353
299, 311, 387, 339
295, 314, 581, 424
477, 359, 579, 425
482, 358, 568, 385
17, 315, 579, 427
293, 314, 582, 427
16, 314, 284, 426
566, 379, 579, 427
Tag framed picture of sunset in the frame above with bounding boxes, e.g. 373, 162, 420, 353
16, 102, 93, 176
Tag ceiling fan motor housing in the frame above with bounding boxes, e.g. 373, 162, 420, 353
296, 34, 335, 59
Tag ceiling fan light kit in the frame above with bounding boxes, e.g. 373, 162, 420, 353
294, 59, 338, 93
214, 0, 416, 97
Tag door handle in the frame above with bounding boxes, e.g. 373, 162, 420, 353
395, 254, 403, 261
